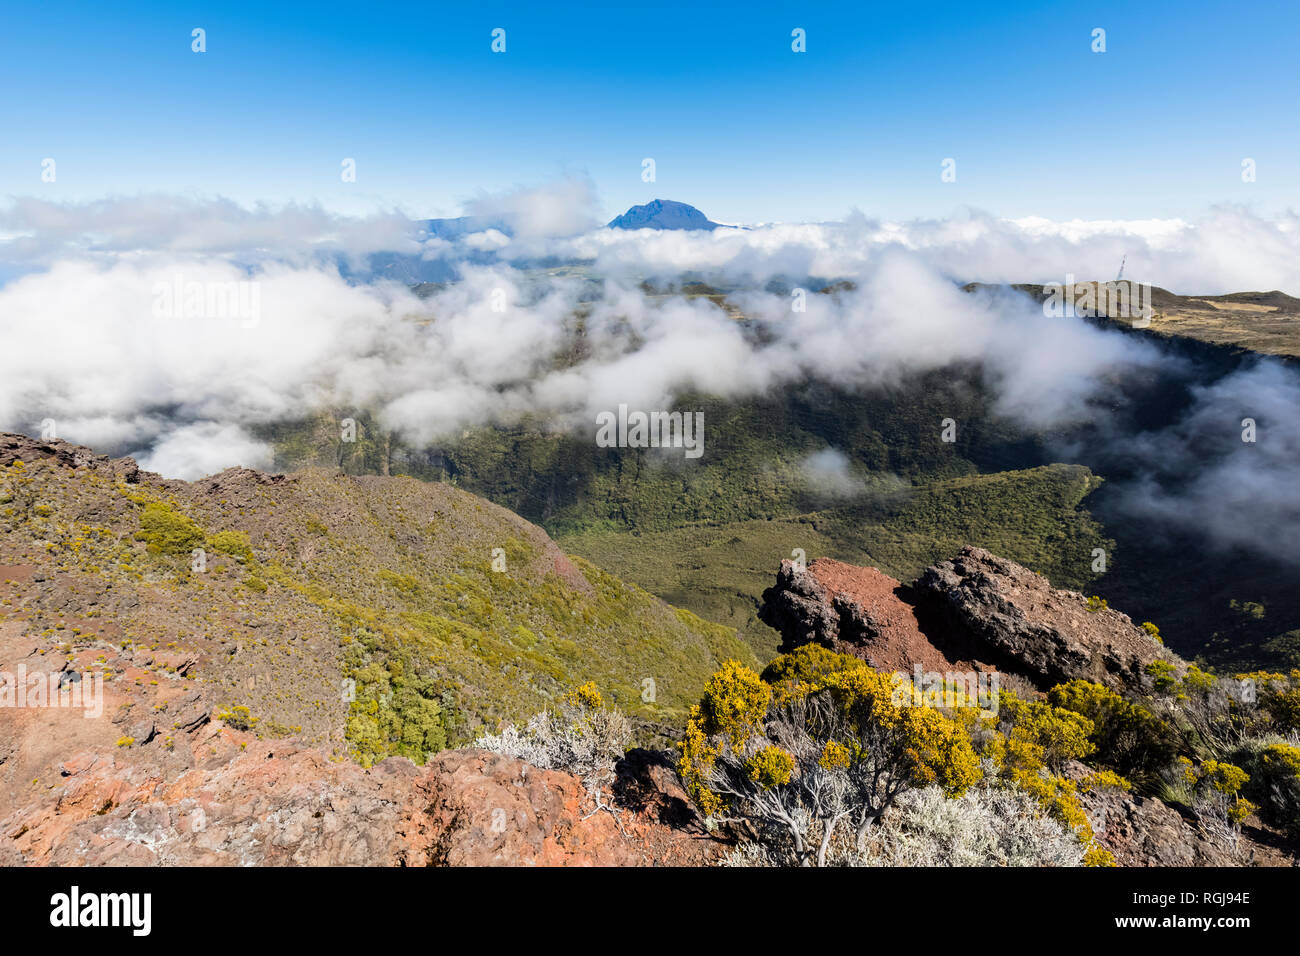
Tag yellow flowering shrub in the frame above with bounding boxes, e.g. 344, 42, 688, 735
1047, 679, 1176, 782
1242, 742, 1300, 836
679, 651, 980, 825
985, 689, 1111, 864
997, 692, 1095, 771
693, 660, 772, 744
565, 681, 603, 709
678, 660, 772, 814
761, 644, 864, 704
1080, 769, 1132, 793
745, 745, 795, 789
1197, 759, 1249, 795
819, 740, 851, 770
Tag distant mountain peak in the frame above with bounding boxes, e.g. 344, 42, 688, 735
607, 199, 721, 231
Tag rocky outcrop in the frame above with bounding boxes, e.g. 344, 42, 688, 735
419, 749, 714, 866
0, 728, 717, 866
3, 736, 424, 866
1079, 783, 1234, 867
913, 546, 1179, 693
1062, 761, 1288, 867
760, 547, 1181, 694
0, 433, 144, 483
759, 558, 954, 673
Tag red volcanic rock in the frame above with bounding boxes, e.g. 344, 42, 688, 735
759, 557, 956, 673
761, 547, 1184, 695
418, 749, 715, 867
0, 611, 713, 867
0, 734, 719, 866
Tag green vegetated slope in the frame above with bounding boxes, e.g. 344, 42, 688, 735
564, 464, 1110, 652
268, 372, 1112, 658
266, 331, 1300, 674
259, 288, 1300, 673
0, 449, 753, 766
270, 370, 1027, 525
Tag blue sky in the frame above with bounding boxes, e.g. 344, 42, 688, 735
1, 0, 1296, 224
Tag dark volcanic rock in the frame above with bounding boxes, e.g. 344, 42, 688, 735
759, 560, 841, 649
759, 546, 1181, 694
1061, 761, 1287, 866
613, 748, 701, 831
0, 433, 144, 483
912, 546, 1179, 693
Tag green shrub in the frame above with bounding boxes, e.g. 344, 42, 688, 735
1235, 739, 1300, 838
1047, 679, 1178, 785
135, 502, 204, 555
345, 639, 451, 767
216, 704, 259, 731
208, 529, 253, 561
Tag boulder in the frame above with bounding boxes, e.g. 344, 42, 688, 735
759, 558, 955, 673
913, 546, 1180, 693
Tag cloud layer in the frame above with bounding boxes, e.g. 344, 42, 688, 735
2, 184, 1298, 566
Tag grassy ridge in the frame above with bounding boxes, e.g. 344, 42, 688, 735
1, 454, 756, 765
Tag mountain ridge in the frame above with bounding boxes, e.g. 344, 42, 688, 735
0, 432, 754, 764
607, 199, 722, 231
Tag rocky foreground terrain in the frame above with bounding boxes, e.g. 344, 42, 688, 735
761, 554, 1296, 866
1, 733, 713, 865
1, 434, 1295, 866
0, 432, 733, 863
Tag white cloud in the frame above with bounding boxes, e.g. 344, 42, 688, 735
2, 187, 1299, 565
799, 448, 865, 499
136, 422, 273, 480
463, 175, 601, 240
